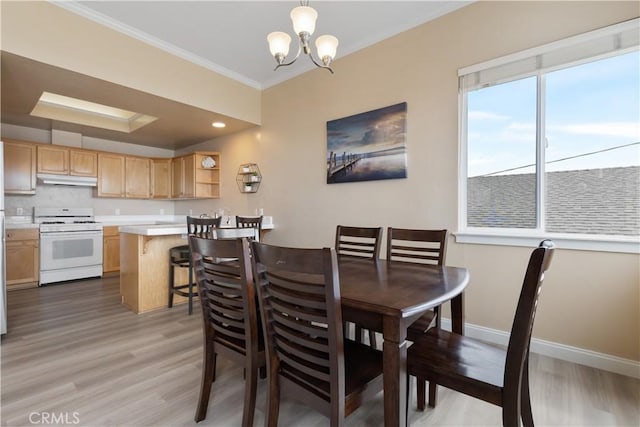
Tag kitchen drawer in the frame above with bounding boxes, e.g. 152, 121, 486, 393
6, 228, 39, 241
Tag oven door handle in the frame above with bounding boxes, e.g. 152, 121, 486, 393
40, 231, 104, 238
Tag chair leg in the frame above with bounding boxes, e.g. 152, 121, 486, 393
428, 382, 437, 408
188, 259, 194, 315
416, 377, 426, 411
427, 306, 441, 408
194, 341, 215, 422
520, 354, 534, 427
266, 365, 281, 427
242, 363, 258, 427
502, 385, 520, 427
168, 262, 175, 308
405, 375, 412, 427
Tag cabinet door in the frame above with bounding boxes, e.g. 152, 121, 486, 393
182, 154, 195, 198
3, 140, 36, 194
171, 157, 184, 198
97, 153, 126, 197
37, 145, 69, 175
103, 227, 120, 273
6, 240, 39, 288
151, 158, 171, 199
70, 149, 98, 177
125, 156, 150, 199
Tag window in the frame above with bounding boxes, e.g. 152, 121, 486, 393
458, 19, 640, 253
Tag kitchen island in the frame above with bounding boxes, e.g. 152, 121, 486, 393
118, 219, 273, 314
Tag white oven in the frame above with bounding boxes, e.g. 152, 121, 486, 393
35, 207, 104, 285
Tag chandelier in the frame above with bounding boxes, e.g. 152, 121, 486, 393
267, 2, 339, 73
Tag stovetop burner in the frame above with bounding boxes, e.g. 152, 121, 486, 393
35, 208, 103, 233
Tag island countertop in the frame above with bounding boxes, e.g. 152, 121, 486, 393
118, 216, 274, 236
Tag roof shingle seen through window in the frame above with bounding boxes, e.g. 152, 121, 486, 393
467, 166, 640, 236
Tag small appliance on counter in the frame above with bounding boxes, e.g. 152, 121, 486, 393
34, 207, 103, 285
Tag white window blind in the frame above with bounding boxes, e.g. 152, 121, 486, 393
459, 18, 640, 90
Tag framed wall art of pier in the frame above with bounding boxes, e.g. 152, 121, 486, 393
326, 102, 408, 184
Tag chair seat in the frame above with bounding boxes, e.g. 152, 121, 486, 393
407, 328, 505, 405
170, 244, 190, 264
406, 310, 437, 342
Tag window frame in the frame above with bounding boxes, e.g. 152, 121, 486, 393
456, 19, 640, 254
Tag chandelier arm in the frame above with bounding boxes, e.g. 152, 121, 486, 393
308, 52, 335, 74
273, 43, 303, 70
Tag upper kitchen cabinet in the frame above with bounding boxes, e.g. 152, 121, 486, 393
171, 152, 220, 199
69, 149, 98, 177
37, 145, 97, 177
150, 158, 171, 199
125, 156, 150, 199
171, 155, 192, 198
37, 145, 68, 175
3, 139, 37, 195
97, 152, 126, 198
98, 153, 152, 199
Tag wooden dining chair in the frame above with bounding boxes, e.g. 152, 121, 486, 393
335, 225, 383, 259
168, 215, 222, 314
190, 235, 265, 426
236, 215, 263, 235
335, 225, 383, 347
251, 241, 384, 427
406, 240, 555, 426
387, 228, 447, 408
387, 228, 448, 337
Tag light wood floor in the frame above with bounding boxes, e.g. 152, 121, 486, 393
1, 277, 638, 426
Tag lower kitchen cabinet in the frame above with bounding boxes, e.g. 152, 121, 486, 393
5, 228, 39, 289
103, 226, 120, 273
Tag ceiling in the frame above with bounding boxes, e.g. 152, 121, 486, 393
1, 1, 471, 150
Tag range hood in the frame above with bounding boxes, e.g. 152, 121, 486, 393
37, 173, 97, 187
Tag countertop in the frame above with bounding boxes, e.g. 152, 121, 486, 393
5, 223, 40, 229
3, 215, 274, 233
5, 216, 39, 229
119, 217, 274, 236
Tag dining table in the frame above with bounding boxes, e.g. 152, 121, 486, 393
338, 257, 470, 427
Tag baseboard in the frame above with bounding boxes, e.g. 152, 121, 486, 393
440, 318, 640, 379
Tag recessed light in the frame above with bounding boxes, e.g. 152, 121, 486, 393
31, 92, 157, 133
211, 121, 226, 128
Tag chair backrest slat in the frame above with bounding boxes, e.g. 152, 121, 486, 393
335, 225, 383, 259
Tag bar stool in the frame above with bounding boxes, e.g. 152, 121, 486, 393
168, 215, 221, 314
235, 215, 263, 240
